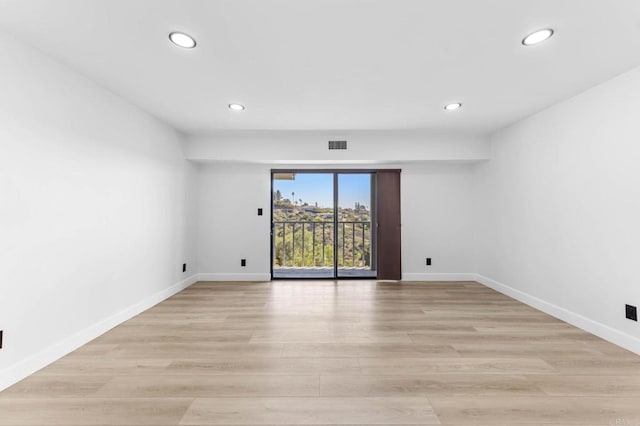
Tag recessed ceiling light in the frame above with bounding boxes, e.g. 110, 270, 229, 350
522, 28, 554, 46
228, 103, 245, 111
168, 32, 196, 49
444, 103, 462, 111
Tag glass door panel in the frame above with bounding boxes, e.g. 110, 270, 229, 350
337, 173, 376, 278
272, 172, 335, 278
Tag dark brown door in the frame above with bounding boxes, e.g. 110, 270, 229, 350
376, 170, 401, 280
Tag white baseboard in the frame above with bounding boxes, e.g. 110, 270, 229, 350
0, 274, 199, 392
402, 273, 476, 281
196, 272, 476, 282
474, 274, 640, 355
197, 273, 271, 282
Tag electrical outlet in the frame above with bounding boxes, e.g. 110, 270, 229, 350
182, 263, 187, 273
626, 304, 637, 321
426, 258, 432, 266
257, 208, 263, 216
241, 259, 247, 267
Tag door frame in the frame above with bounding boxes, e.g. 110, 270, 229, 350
270, 168, 400, 280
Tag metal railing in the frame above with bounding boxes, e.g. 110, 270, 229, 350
273, 221, 371, 268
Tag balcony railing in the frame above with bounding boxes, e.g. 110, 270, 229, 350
273, 221, 371, 268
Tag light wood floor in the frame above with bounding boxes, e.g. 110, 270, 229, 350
2, 280, 640, 425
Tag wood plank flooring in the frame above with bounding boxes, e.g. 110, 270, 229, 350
2, 280, 640, 425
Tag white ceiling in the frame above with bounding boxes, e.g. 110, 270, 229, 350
1, 0, 640, 135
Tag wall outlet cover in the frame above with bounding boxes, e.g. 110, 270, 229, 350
626, 304, 637, 321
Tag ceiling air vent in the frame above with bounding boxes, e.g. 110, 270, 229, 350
328, 140, 347, 150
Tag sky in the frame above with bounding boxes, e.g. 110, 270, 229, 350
273, 173, 371, 209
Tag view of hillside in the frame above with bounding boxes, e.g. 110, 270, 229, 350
273, 189, 371, 268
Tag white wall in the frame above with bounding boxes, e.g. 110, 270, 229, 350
196, 162, 476, 281
402, 163, 475, 280
0, 31, 198, 389
186, 130, 490, 163
190, 129, 482, 281
474, 65, 640, 353
196, 163, 272, 281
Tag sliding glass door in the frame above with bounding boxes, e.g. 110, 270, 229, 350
271, 171, 377, 279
